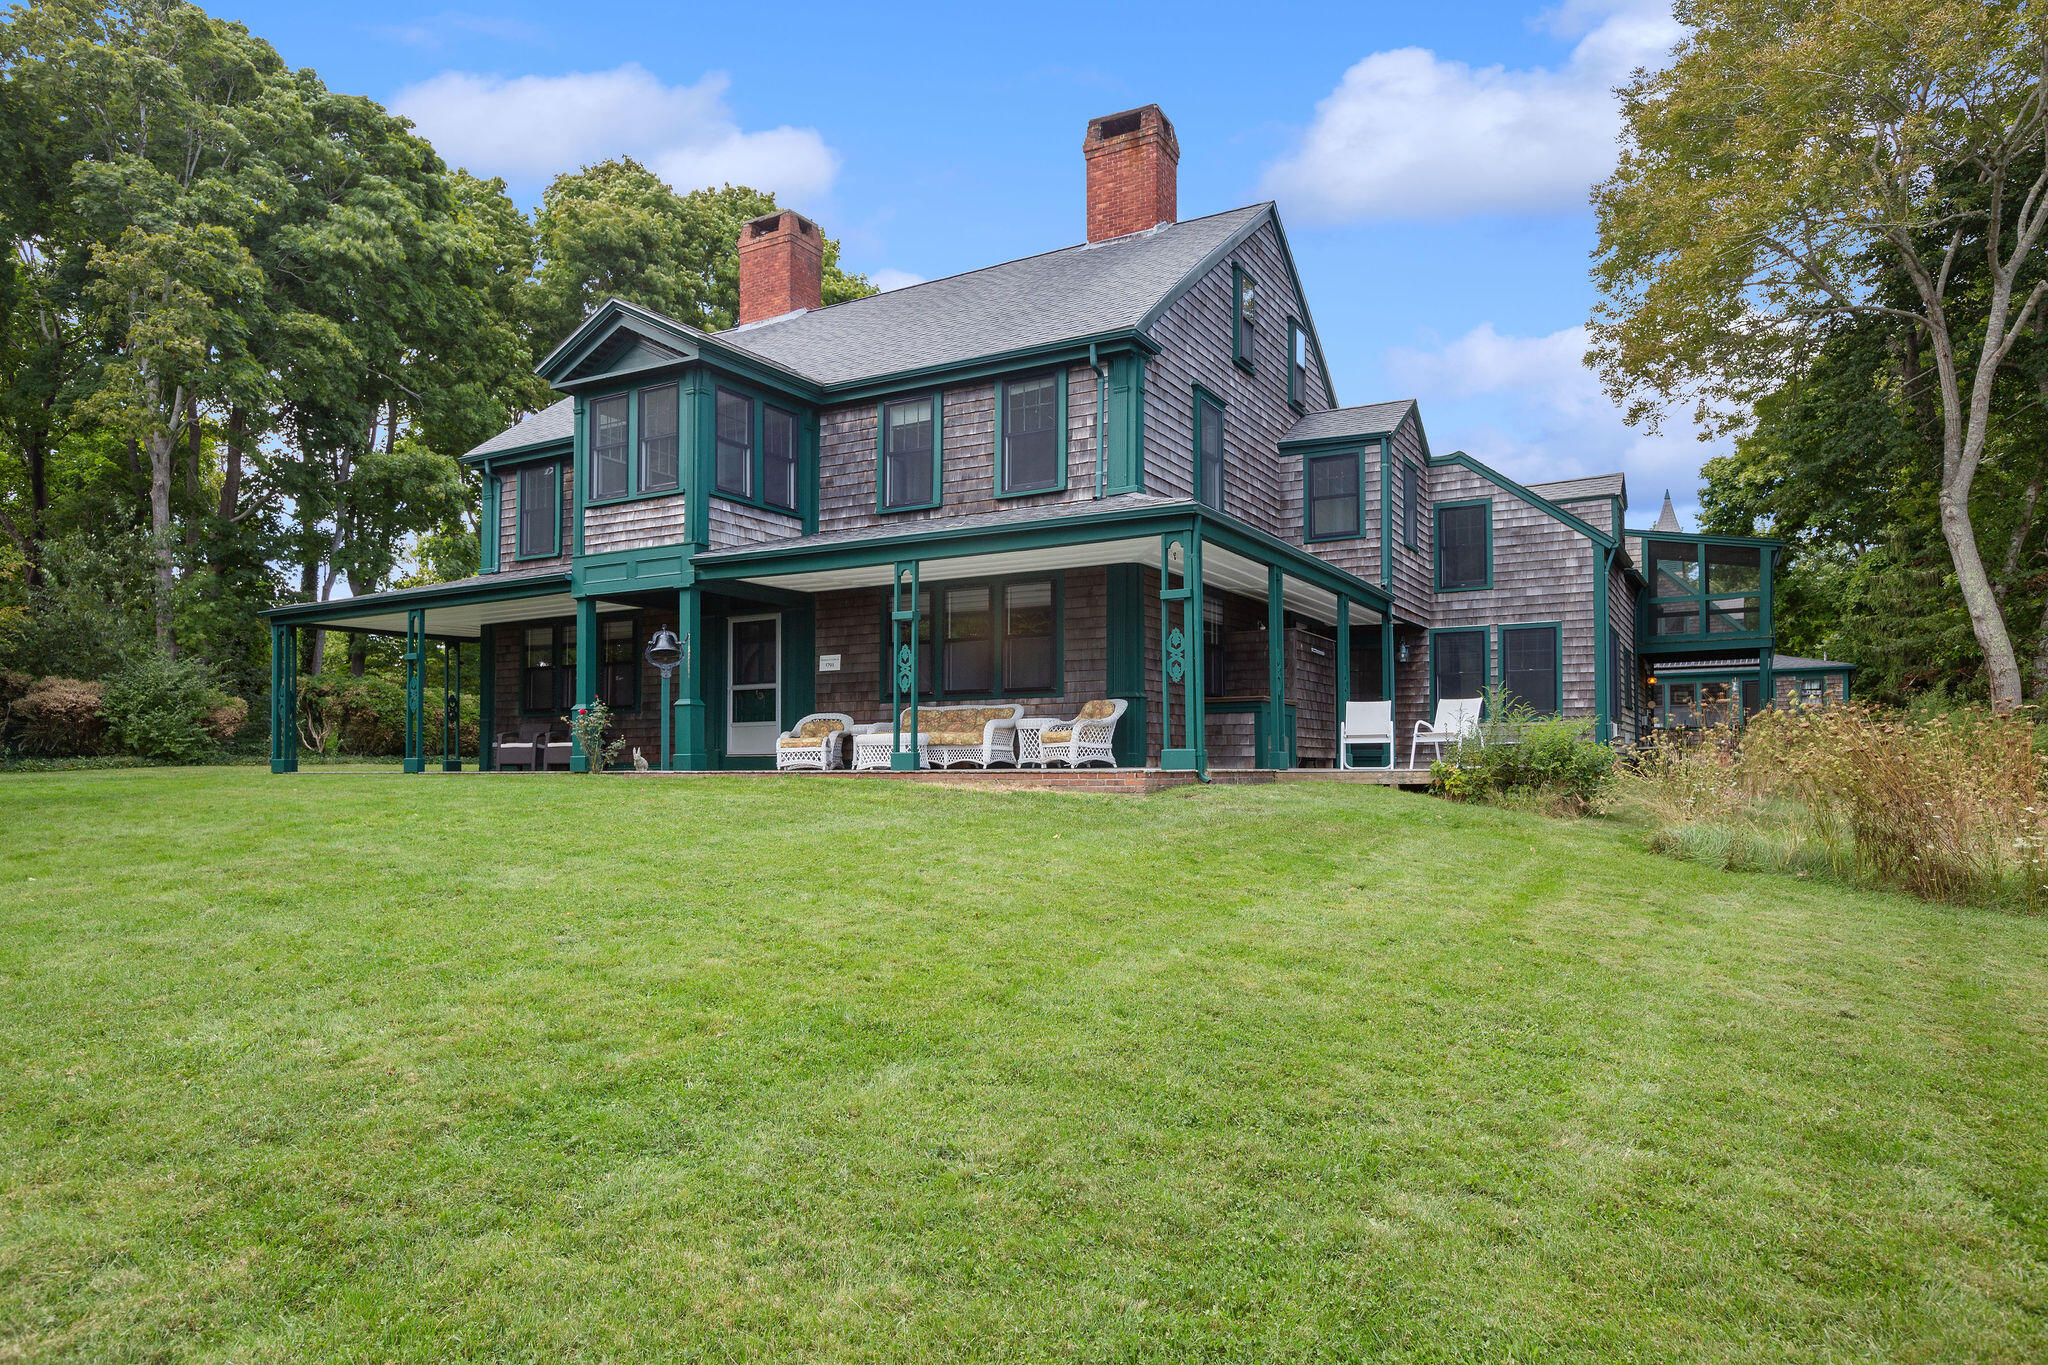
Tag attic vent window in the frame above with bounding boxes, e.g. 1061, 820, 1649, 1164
1098, 112, 1142, 139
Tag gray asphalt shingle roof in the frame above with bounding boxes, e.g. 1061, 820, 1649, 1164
1281, 400, 1416, 444
1772, 653, 1855, 671
463, 397, 574, 461
1527, 474, 1626, 504
714, 205, 1272, 387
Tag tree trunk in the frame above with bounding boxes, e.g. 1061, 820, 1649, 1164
21, 422, 49, 590
146, 427, 177, 658
2033, 590, 2048, 702
299, 559, 324, 676
1939, 483, 2024, 708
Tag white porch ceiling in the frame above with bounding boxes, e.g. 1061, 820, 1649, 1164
288, 594, 639, 640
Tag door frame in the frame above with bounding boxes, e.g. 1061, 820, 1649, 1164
725, 612, 782, 757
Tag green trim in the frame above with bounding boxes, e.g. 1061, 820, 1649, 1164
596, 611, 644, 713
873, 569, 1067, 703
1498, 620, 1565, 716
1431, 451, 1617, 549
1379, 439, 1393, 588
1192, 383, 1227, 513
1231, 262, 1257, 374
1433, 497, 1492, 593
460, 435, 572, 469
1593, 545, 1612, 736
1426, 626, 1490, 713
1285, 317, 1305, 410
513, 460, 563, 560
514, 617, 575, 719
481, 473, 501, 573
264, 571, 573, 625
1400, 460, 1419, 551
875, 391, 945, 513
1105, 563, 1149, 767
827, 332, 1155, 406
704, 381, 804, 518
1265, 564, 1287, 767
477, 624, 496, 771
1302, 446, 1366, 543
1103, 352, 1147, 496
994, 368, 1070, 499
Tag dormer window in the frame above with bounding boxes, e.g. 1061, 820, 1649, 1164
590, 395, 628, 500
879, 394, 941, 512
715, 388, 753, 498
999, 372, 1064, 495
1232, 264, 1257, 373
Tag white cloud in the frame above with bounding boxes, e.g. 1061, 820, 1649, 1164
1384, 322, 1721, 526
1261, 2, 1683, 221
370, 12, 548, 50
391, 65, 839, 203
869, 269, 925, 293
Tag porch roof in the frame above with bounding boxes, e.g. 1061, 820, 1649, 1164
693, 496, 1392, 627
261, 568, 635, 640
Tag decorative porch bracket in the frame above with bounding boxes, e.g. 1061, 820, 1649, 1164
1159, 529, 1205, 772
441, 639, 462, 771
889, 560, 921, 770
269, 623, 299, 774
403, 609, 426, 773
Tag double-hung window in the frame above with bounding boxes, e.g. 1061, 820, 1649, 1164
1401, 462, 1419, 548
1435, 501, 1490, 591
1202, 594, 1226, 699
522, 623, 575, 714
885, 576, 1060, 699
880, 395, 938, 510
1288, 319, 1308, 407
1000, 373, 1062, 494
598, 615, 639, 710
590, 395, 629, 500
715, 388, 753, 498
516, 463, 559, 558
638, 385, 678, 493
1194, 388, 1225, 511
762, 406, 798, 511
1500, 625, 1560, 715
1432, 629, 1487, 706
1232, 264, 1257, 372
1305, 452, 1360, 540
1002, 581, 1056, 693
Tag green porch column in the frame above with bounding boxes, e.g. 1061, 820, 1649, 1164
1265, 563, 1287, 769
571, 596, 598, 771
269, 623, 298, 774
889, 561, 921, 770
441, 639, 461, 772
1160, 529, 1204, 771
673, 586, 708, 769
403, 610, 426, 774
1381, 614, 1397, 755
1335, 596, 1351, 768
478, 625, 496, 771
1105, 564, 1149, 767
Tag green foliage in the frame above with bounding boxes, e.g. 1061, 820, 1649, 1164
99, 648, 234, 762
297, 673, 406, 756
0, 527, 155, 679
1429, 689, 1617, 813
566, 699, 625, 772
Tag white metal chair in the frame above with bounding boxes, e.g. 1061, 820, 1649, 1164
775, 712, 855, 771
1337, 701, 1395, 770
1035, 698, 1126, 769
1409, 696, 1483, 768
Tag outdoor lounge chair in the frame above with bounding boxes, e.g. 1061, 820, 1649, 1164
494, 722, 555, 771
1029, 699, 1126, 769
1338, 701, 1396, 770
543, 733, 575, 771
1409, 696, 1483, 769
775, 713, 855, 771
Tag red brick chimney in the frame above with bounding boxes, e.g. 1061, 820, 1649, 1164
735, 209, 824, 325
1084, 105, 1179, 243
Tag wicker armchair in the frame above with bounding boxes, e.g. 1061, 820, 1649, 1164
775, 713, 855, 771
1035, 698, 1126, 769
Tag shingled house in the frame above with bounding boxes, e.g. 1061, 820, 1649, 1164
264, 105, 1835, 774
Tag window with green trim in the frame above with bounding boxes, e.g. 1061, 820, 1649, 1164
1500, 625, 1560, 714
520, 621, 575, 714
880, 395, 939, 510
714, 388, 753, 498
1647, 540, 1763, 638
1287, 319, 1308, 407
516, 463, 559, 558
1194, 388, 1225, 512
1305, 451, 1360, 540
1232, 264, 1257, 372
762, 405, 798, 511
1401, 462, 1419, 548
879, 574, 1060, 699
590, 395, 629, 500
1000, 372, 1062, 494
1432, 629, 1486, 704
1435, 501, 1490, 590
598, 615, 640, 711
638, 385, 678, 493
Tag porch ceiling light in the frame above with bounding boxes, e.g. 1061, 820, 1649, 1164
646, 627, 682, 679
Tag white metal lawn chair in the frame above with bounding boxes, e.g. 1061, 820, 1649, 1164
1337, 701, 1395, 770
1409, 696, 1483, 769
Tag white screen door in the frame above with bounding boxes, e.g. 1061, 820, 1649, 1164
726, 615, 781, 756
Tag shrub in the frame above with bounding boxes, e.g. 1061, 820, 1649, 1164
9, 676, 108, 756
566, 700, 626, 772
1430, 688, 1618, 815
100, 652, 236, 763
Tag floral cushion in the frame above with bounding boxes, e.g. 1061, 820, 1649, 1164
925, 731, 987, 747
1076, 699, 1117, 721
795, 717, 845, 739
1039, 729, 1073, 744
896, 706, 1019, 733
778, 734, 835, 749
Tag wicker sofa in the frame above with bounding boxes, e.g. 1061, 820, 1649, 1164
858, 704, 1022, 769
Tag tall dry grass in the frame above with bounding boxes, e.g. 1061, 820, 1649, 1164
1617, 703, 2048, 910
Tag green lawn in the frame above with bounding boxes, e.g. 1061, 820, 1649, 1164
2, 771, 2044, 1362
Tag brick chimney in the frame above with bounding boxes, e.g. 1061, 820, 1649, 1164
735, 210, 823, 325
1084, 105, 1179, 243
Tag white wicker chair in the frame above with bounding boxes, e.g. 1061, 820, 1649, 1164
775, 712, 855, 771
1337, 701, 1395, 770
1409, 696, 1483, 768
1036, 698, 1126, 769
917, 704, 1024, 768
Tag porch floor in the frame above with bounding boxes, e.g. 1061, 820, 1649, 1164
429, 766, 1436, 792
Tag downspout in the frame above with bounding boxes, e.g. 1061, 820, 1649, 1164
1091, 342, 1107, 499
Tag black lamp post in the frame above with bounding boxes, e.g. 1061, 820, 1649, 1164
646, 628, 683, 769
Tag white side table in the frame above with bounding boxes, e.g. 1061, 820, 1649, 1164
853, 730, 929, 771
1015, 718, 1063, 768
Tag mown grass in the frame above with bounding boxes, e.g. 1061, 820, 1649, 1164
2, 769, 2045, 1362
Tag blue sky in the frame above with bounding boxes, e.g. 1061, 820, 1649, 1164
217, 0, 1711, 527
